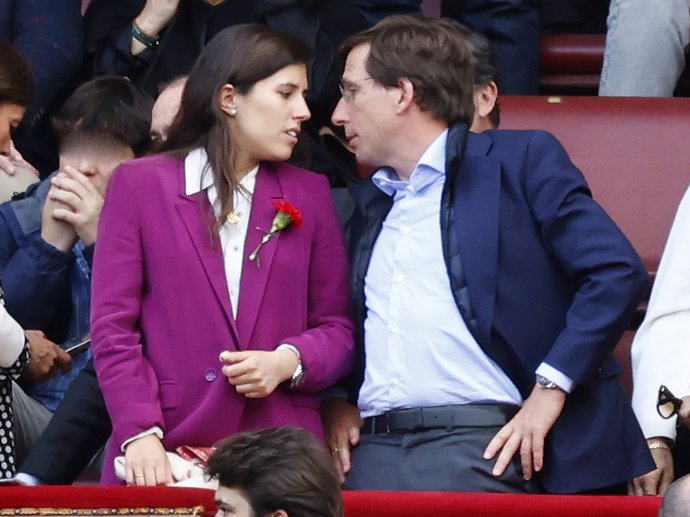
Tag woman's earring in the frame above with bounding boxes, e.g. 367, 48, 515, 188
229, 107, 237, 117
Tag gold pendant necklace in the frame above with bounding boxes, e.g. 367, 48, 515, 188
226, 211, 239, 224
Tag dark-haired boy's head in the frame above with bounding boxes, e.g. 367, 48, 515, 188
53, 76, 153, 195
206, 427, 342, 517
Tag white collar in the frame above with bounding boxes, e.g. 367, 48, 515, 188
184, 147, 258, 196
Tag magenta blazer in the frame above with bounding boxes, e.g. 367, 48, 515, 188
91, 154, 354, 484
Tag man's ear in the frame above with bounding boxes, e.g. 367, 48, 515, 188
395, 77, 416, 114
218, 83, 238, 117
474, 81, 498, 119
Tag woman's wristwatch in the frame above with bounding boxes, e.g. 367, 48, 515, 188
277, 343, 306, 388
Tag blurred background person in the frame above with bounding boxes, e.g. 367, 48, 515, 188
600, 0, 690, 97
0, 40, 38, 203
0, 290, 30, 478
629, 184, 690, 496
0, 76, 153, 466
0, 0, 84, 174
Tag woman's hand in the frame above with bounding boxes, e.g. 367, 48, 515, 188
124, 434, 173, 486
219, 349, 299, 398
47, 166, 104, 246
0, 140, 39, 176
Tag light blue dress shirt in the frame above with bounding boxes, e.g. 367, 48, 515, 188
359, 129, 572, 418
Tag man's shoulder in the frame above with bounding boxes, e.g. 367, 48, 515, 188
467, 128, 561, 156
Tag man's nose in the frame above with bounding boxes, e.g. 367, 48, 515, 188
331, 98, 348, 127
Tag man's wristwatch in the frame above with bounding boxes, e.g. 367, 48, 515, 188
536, 374, 563, 391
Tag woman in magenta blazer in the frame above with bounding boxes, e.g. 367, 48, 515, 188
91, 24, 354, 486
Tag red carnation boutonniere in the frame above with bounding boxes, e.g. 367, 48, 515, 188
249, 199, 303, 264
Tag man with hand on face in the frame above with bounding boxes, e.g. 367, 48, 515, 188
321, 15, 653, 494
0, 76, 152, 465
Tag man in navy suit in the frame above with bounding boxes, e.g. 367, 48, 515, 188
321, 15, 654, 494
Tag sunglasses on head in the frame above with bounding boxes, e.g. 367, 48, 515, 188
657, 384, 683, 420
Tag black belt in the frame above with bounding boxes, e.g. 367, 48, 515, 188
361, 404, 519, 434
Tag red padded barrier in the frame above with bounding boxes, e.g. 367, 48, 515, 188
0, 487, 662, 517
343, 491, 661, 517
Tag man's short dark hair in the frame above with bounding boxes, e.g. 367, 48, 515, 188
206, 427, 342, 517
52, 76, 153, 157
339, 15, 475, 127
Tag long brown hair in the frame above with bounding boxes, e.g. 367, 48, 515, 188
162, 24, 312, 233
0, 40, 34, 106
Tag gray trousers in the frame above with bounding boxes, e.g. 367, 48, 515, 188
344, 426, 541, 493
600, 0, 690, 96
12, 382, 53, 466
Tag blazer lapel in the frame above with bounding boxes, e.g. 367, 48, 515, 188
237, 163, 284, 348
175, 176, 240, 344
452, 135, 500, 350
350, 180, 394, 327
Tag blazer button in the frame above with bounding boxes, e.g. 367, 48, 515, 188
205, 368, 217, 382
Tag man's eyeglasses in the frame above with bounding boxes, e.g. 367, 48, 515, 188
338, 77, 374, 103
657, 384, 683, 419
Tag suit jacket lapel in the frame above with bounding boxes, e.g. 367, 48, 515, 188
452, 134, 500, 350
175, 174, 240, 344
350, 180, 394, 328
237, 163, 284, 348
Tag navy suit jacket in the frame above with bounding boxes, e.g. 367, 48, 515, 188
347, 124, 654, 493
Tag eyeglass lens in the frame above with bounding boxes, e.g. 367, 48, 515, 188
657, 385, 682, 419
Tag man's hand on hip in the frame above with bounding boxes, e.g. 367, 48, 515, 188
320, 397, 363, 483
484, 384, 565, 480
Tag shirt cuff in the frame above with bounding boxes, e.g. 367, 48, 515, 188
276, 343, 301, 360
536, 363, 575, 393
120, 426, 164, 453
14, 472, 43, 486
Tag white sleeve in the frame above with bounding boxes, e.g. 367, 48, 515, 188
631, 184, 690, 441
0, 301, 26, 368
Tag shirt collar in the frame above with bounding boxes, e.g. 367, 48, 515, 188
184, 147, 258, 196
372, 129, 448, 197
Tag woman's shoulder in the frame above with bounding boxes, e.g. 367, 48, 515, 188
118, 153, 182, 173
106, 154, 185, 207
112, 153, 183, 187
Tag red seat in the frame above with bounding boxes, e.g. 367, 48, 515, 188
540, 34, 605, 93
